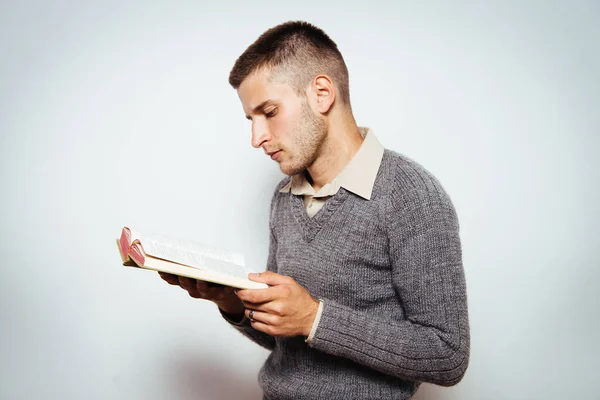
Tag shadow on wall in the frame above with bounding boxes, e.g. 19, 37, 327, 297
113, 354, 262, 400
112, 351, 457, 400
165, 354, 263, 400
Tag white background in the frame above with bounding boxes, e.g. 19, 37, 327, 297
1, 1, 598, 399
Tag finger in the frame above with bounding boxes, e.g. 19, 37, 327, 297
196, 280, 224, 294
248, 271, 293, 286
245, 309, 278, 325
249, 320, 277, 336
158, 272, 180, 285
178, 276, 196, 290
197, 281, 236, 300
196, 280, 210, 294
236, 286, 279, 304
178, 277, 203, 298
197, 280, 234, 294
241, 299, 287, 317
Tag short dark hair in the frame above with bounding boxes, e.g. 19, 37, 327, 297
229, 21, 350, 105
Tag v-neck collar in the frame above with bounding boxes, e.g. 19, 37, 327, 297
289, 188, 351, 242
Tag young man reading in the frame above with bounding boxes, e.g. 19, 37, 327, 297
159, 20, 470, 400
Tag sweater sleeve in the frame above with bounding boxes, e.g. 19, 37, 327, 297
307, 187, 470, 386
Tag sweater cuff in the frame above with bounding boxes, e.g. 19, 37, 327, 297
305, 299, 324, 343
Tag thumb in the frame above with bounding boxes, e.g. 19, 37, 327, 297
248, 271, 291, 286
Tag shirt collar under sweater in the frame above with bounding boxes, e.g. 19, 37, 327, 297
279, 127, 384, 200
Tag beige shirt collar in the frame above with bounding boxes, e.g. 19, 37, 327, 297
279, 127, 384, 200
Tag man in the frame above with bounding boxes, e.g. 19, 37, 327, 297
160, 20, 470, 400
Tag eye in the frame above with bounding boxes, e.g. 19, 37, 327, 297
265, 108, 278, 118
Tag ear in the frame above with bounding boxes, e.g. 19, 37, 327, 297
310, 75, 336, 114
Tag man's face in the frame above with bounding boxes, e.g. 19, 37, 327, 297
237, 69, 327, 176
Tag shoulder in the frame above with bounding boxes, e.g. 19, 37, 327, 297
381, 149, 444, 194
268, 176, 291, 213
380, 149, 456, 214
273, 176, 291, 194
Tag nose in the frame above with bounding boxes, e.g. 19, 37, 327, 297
251, 118, 270, 149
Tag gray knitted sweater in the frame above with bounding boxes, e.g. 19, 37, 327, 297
228, 150, 470, 400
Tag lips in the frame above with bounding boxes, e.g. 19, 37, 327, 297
267, 150, 282, 161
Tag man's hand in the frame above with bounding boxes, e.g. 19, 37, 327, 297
236, 271, 319, 338
158, 272, 245, 319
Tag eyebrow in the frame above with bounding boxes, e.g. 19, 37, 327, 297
245, 100, 275, 120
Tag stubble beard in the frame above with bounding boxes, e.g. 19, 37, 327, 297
279, 101, 327, 176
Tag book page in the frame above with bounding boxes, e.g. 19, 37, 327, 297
143, 241, 248, 280
129, 228, 246, 265
127, 228, 249, 279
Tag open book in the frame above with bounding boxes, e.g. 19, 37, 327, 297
117, 226, 267, 290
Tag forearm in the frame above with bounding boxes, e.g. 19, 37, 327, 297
307, 298, 469, 386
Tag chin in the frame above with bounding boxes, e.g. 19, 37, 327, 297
279, 161, 303, 177
279, 165, 295, 176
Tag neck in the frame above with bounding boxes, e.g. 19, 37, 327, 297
306, 112, 363, 191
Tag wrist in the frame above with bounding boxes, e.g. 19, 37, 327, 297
304, 297, 320, 337
216, 297, 244, 318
